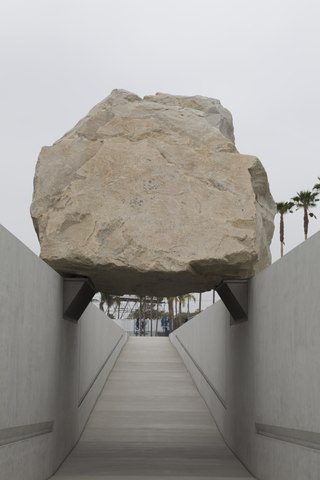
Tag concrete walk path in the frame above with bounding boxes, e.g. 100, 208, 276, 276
52, 337, 253, 479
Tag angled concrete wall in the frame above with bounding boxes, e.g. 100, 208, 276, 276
0, 225, 127, 480
171, 231, 320, 480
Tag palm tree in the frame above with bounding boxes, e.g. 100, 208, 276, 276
98, 293, 107, 312
174, 297, 178, 320
155, 297, 161, 336
186, 293, 196, 314
276, 201, 294, 257
92, 292, 109, 313
313, 177, 320, 191
96, 293, 121, 317
291, 190, 319, 240
178, 293, 196, 323
199, 292, 202, 312
167, 297, 174, 332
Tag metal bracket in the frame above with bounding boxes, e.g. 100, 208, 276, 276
215, 280, 248, 323
63, 277, 96, 322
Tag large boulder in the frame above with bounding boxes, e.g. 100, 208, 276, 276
31, 89, 275, 296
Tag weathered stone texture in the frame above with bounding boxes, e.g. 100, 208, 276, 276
31, 89, 275, 296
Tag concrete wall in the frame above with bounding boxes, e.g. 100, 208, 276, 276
0, 225, 127, 480
171, 231, 320, 480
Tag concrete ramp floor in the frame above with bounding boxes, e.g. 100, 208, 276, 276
52, 337, 253, 479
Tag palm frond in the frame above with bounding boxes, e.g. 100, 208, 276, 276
276, 201, 294, 214
291, 190, 319, 208
313, 177, 320, 191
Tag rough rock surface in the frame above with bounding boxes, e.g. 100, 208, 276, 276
31, 89, 275, 296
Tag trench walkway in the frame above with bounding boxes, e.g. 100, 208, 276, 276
52, 337, 253, 479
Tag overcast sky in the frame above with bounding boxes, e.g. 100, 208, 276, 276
1, 0, 320, 309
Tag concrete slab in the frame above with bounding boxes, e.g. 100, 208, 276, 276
51, 337, 254, 479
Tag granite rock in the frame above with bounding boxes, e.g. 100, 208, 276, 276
31, 89, 275, 296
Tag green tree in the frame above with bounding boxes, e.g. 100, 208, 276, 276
276, 201, 294, 257
166, 294, 198, 330
198, 292, 202, 313
132, 303, 161, 320
291, 190, 319, 240
167, 297, 174, 332
95, 293, 121, 317
178, 293, 196, 324
92, 292, 109, 313
313, 177, 320, 191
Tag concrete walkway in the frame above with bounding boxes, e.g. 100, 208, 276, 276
52, 337, 253, 479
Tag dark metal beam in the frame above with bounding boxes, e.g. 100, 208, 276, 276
215, 280, 248, 323
63, 277, 96, 322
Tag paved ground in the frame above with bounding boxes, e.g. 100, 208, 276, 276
52, 337, 253, 479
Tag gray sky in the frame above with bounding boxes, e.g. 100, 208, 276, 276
1, 0, 320, 309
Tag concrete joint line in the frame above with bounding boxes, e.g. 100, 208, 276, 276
0, 421, 54, 447
78, 334, 125, 407
256, 423, 320, 451
174, 334, 227, 409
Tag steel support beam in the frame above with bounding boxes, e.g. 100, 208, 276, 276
63, 277, 96, 322
215, 280, 248, 323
